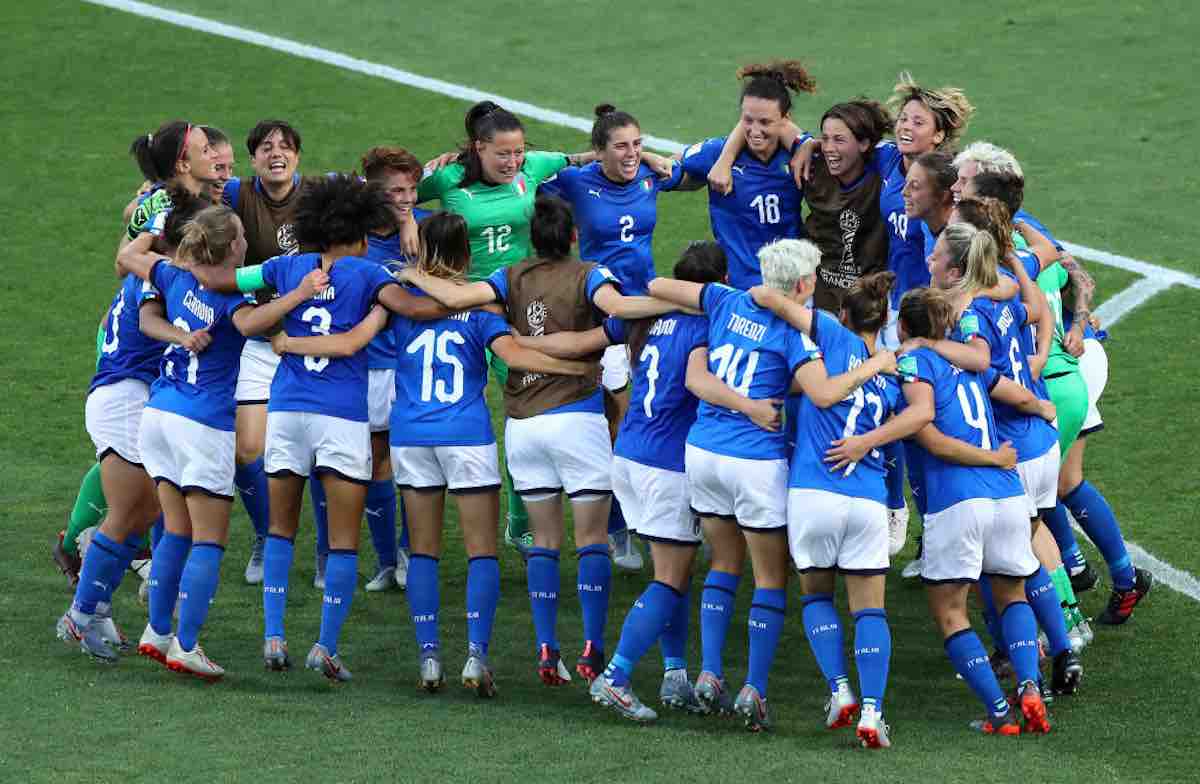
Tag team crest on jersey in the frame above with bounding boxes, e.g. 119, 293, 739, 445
277, 223, 299, 255
898, 354, 919, 382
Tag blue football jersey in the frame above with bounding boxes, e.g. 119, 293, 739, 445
262, 253, 396, 422
686, 284, 820, 460
789, 311, 901, 502
897, 347, 1024, 513
871, 143, 929, 308
539, 162, 682, 295
1014, 209, 1063, 251
607, 313, 708, 472
90, 273, 165, 394
144, 261, 249, 431
390, 303, 509, 447
679, 137, 805, 289
363, 207, 432, 370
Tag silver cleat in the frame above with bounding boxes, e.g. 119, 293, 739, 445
659, 669, 704, 713
305, 643, 351, 682
263, 636, 291, 670
461, 655, 497, 698
418, 652, 445, 692
57, 611, 118, 663
590, 675, 657, 722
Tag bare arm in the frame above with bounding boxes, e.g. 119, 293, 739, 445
684, 346, 781, 432
647, 278, 704, 311
513, 326, 611, 359
592, 284, 680, 320
792, 352, 897, 409
138, 300, 211, 352
398, 268, 495, 310
823, 381, 935, 471
491, 334, 593, 377
990, 375, 1056, 421
233, 268, 329, 337
915, 425, 1017, 468
270, 305, 388, 358
904, 334, 991, 374
749, 285, 814, 335
115, 232, 164, 281
377, 281, 456, 320
977, 276, 1019, 302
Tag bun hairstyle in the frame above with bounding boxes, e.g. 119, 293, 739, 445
673, 241, 727, 285
899, 286, 956, 340
954, 197, 1015, 258
530, 195, 575, 259
888, 72, 975, 151
458, 100, 525, 188
941, 221, 999, 293
737, 59, 817, 115
161, 186, 213, 251
129, 120, 193, 182
177, 204, 239, 267
841, 270, 896, 333
820, 99, 893, 157
294, 173, 393, 252
591, 103, 640, 151
971, 171, 1025, 216
416, 211, 472, 280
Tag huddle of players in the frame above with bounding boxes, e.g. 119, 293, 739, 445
55, 59, 1153, 747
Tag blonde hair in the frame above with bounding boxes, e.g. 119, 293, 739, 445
889, 72, 975, 150
758, 238, 819, 292
954, 197, 1015, 259
941, 222, 999, 293
177, 204, 239, 267
954, 141, 1023, 179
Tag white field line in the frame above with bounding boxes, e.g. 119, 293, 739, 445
1073, 522, 1200, 603
85, 0, 1200, 600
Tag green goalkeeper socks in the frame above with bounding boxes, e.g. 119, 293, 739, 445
64, 462, 107, 554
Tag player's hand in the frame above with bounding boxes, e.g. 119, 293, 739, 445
424, 151, 457, 172
270, 332, 290, 356
136, 180, 153, 197
791, 138, 819, 186
825, 434, 871, 474
1038, 400, 1057, 423
747, 285, 781, 309
298, 268, 330, 297
994, 441, 1018, 470
1063, 323, 1085, 357
871, 349, 898, 376
744, 397, 782, 432
180, 328, 211, 354
395, 266, 416, 283
399, 216, 420, 258
707, 162, 733, 195
642, 152, 674, 180
1028, 352, 1046, 379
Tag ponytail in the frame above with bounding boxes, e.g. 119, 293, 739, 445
177, 204, 238, 267
955, 197, 1014, 258
129, 120, 191, 182
943, 222, 999, 293
457, 101, 525, 188
737, 59, 817, 115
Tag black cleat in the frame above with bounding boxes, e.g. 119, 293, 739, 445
1051, 649, 1083, 695
1097, 568, 1153, 626
1069, 563, 1099, 593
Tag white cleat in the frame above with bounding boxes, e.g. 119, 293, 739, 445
825, 682, 859, 729
418, 653, 446, 692
887, 506, 908, 557
94, 603, 131, 652
856, 705, 891, 749
590, 675, 658, 723
305, 643, 351, 682
394, 548, 410, 590
609, 529, 643, 572
77, 526, 98, 560
244, 536, 265, 585
313, 553, 326, 591
137, 623, 173, 666
365, 565, 397, 592
165, 637, 225, 681
56, 611, 118, 663
461, 655, 497, 698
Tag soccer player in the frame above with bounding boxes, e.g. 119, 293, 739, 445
538, 104, 684, 571
649, 239, 894, 731
748, 272, 907, 747
113, 204, 325, 679
400, 196, 677, 686
674, 60, 816, 289
123, 121, 217, 244
202, 126, 236, 204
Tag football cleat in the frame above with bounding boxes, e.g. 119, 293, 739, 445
394, 548, 410, 590
52, 530, 82, 587
887, 506, 908, 557
1018, 680, 1051, 734
137, 623, 173, 666
1069, 562, 1099, 593
166, 637, 225, 681
263, 636, 291, 671
900, 557, 923, 579
244, 536, 265, 585
825, 682, 859, 729
56, 612, 118, 663
536, 644, 571, 686
1067, 624, 1086, 654
93, 604, 131, 652
694, 670, 734, 715
1051, 649, 1083, 695
969, 711, 1021, 736
590, 674, 657, 722
733, 684, 771, 732
856, 705, 891, 749
76, 526, 98, 560
312, 553, 327, 591
305, 643, 351, 682
1097, 568, 1153, 626
365, 565, 397, 592
461, 655, 497, 698
609, 529, 643, 572
575, 640, 604, 683
418, 653, 445, 692
659, 669, 704, 713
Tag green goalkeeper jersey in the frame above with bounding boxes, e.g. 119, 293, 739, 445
417, 151, 569, 281
1036, 261, 1080, 376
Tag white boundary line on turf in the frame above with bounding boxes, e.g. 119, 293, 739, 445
1072, 522, 1200, 603
83, 0, 1200, 601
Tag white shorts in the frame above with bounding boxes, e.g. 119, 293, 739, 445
265, 411, 371, 483
235, 340, 280, 404
1079, 338, 1108, 435
612, 456, 699, 544
685, 444, 788, 530
367, 369, 396, 432
787, 488, 888, 574
1016, 442, 1060, 516
504, 411, 612, 498
139, 408, 236, 498
391, 444, 501, 493
601, 344, 631, 392
85, 378, 150, 465
921, 496, 1038, 583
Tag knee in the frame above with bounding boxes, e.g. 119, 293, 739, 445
235, 442, 262, 466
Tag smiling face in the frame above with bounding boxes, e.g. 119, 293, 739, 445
251, 128, 299, 188
740, 95, 786, 160
821, 117, 870, 183
176, 127, 216, 191
207, 142, 235, 202
379, 169, 419, 223
895, 99, 944, 157
902, 160, 940, 221
476, 129, 525, 184
951, 159, 979, 203
926, 233, 960, 290
598, 123, 642, 183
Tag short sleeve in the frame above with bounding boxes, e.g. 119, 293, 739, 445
679, 138, 721, 180
222, 291, 252, 318
486, 267, 509, 303
417, 163, 461, 203
657, 161, 685, 192
366, 264, 396, 303
524, 151, 570, 184
955, 309, 982, 343
586, 266, 622, 304
138, 276, 160, 303
148, 258, 175, 295
789, 330, 822, 372
982, 366, 1001, 391
1016, 250, 1040, 280
537, 164, 577, 199
685, 316, 709, 351
868, 141, 902, 176
474, 310, 511, 347
699, 282, 736, 314
222, 178, 241, 210
602, 316, 627, 345
259, 256, 284, 290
